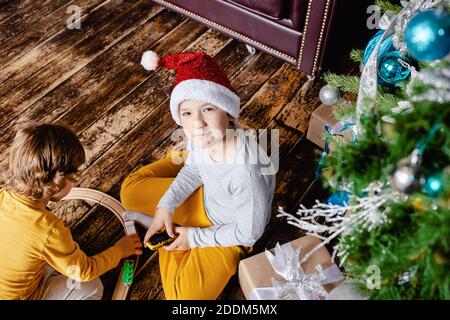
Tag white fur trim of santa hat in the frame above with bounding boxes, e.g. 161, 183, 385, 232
170, 79, 240, 125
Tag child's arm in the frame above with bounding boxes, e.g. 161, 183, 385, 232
156, 163, 202, 214
188, 171, 271, 248
42, 220, 140, 282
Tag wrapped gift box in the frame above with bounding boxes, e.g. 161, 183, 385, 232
306, 104, 353, 149
238, 235, 345, 300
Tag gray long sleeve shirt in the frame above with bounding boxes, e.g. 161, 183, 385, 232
157, 130, 276, 248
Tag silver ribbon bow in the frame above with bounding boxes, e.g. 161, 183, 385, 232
249, 242, 345, 300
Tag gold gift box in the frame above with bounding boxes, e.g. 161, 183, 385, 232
306, 104, 352, 149
238, 235, 344, 299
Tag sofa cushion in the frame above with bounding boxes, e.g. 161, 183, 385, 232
289, 0, 308, 30
228, 0, 286, 19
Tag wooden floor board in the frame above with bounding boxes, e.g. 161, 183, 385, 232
276, 79, 325, 132
0, 0, 70, 47
239, 63, 307, 129
0, 0, 158, 127
0, 0, 56, 27
0, 0, 106, 71
0, 2, 166, 160
230, 53, 283, 107
0, 0, 22, 23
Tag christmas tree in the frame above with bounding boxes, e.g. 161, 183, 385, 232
279, 0, 450, 299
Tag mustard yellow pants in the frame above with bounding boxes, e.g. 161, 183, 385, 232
120, 150, 248, 300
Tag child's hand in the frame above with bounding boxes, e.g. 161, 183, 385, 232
143, 207, 175, 244
163, 226, 190, 251
114, 234, 143, 258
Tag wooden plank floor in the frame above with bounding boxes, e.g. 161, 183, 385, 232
0, 0, 327, 300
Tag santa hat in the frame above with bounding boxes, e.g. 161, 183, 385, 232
141, 50, 240, 125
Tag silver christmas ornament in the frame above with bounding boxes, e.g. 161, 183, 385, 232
390, 149, 422, 193
391, 159, 416, 192
397, 266, 418, 285
398, 272, 410, 285
319, 85, 340, 105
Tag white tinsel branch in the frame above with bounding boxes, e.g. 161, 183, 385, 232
410, 66, 450, 103
277, 181, 406, 266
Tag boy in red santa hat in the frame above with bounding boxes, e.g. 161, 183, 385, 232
120, 50, 276, 299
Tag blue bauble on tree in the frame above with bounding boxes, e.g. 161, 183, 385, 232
405, 9, 450, 62
422, 172, 444, 197
363, 30, 396, 65
362, 30, 411, 85
378, 51, 411, 85
327, 191, 349, 206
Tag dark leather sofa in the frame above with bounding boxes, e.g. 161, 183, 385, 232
150, 0, 372, 76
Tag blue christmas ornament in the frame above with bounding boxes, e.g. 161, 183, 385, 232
422, 173, 443, 197
363, 30, 396, 65
405, 9, 450, 62
363, 31, 410, 85
327, 191, 349, 206
378, 51, 411, 85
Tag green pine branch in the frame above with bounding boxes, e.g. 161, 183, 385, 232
333, 101, 356, 120
332, 95, 401, 122
375, 0, 403, 14
350, 49, 365, 63
376, 92, 403, 114
324, 73, 360, 95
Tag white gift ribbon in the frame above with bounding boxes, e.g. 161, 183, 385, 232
330, 120, 357, 143
325, 280, 369, 300
248, 242, 345, 300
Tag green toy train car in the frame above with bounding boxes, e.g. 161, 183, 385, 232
122, 259, 135, 286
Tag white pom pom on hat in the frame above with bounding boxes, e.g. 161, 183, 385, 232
141, 50, 159, 71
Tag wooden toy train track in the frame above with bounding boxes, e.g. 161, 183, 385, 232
62, 188, 139, 300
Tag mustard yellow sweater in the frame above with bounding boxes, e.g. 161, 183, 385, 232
0, 189, 122, 300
